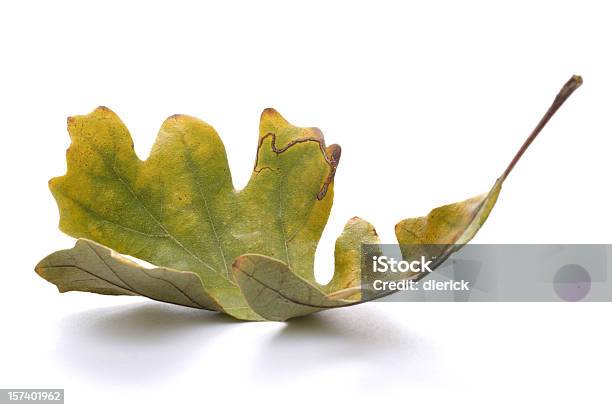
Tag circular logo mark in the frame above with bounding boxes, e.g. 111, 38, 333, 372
553, 264, 591, 301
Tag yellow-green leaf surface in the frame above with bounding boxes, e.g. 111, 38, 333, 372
37, 75, 581, 321
394, 179, 502, 280
43, 106, 373, 320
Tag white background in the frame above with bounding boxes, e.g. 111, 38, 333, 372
1, 1, 611, 408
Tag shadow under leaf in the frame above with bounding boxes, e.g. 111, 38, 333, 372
56, 302, 234, 384
253, 305, 435, 385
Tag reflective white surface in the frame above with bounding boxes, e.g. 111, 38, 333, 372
1, 0, 611, 408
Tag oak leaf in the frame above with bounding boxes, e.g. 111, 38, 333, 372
35, 76, 582, 321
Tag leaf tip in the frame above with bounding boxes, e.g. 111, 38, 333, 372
393, 220, 405, 236
33, 261, 45, 277
160, 113, 190, 129
348, 216, 366, 226
96, 105, 113, 113
260, 107, 285, 125
259, 108, 292, 134
327, 142, 342, 160
261, 107, 280, 117
310, 126, 324, 138
66, 106, 119, 135
168, 113, 186, 121
33, 258, 55, 287
343, 216, 379, 240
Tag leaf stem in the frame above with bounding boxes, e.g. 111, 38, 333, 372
500, 75, 582, 182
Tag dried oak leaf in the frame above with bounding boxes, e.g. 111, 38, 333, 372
35, 76, 581, 321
